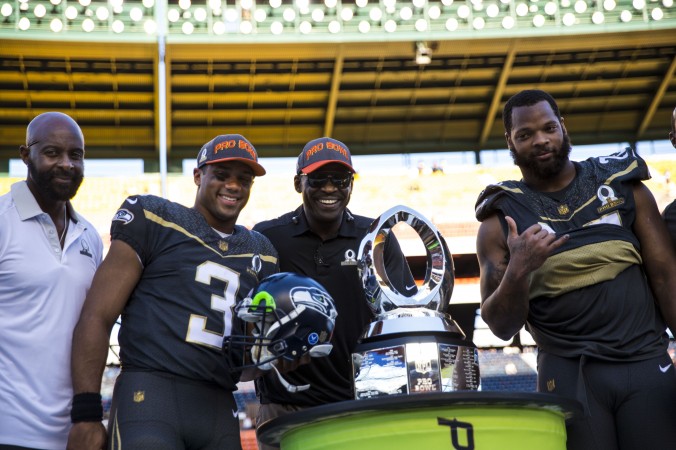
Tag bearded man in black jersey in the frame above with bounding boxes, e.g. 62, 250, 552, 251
475, 90, 676, 449
67, 134, 279, 450
661, 105, 676, 254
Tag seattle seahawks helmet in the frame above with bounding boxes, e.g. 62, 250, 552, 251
223, 272, 338, 372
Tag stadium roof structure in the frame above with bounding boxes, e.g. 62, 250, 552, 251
1, 0, 675, 168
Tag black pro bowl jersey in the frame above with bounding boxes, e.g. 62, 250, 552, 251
475, 148, 669, 360
111, 195, 278, 390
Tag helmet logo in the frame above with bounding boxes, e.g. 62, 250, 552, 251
308, 332, 319, 345
291, 287, 336, 318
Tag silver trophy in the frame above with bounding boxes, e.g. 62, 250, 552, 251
352, 205, 480, 399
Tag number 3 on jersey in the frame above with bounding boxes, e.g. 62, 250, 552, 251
186, 261, 239, 349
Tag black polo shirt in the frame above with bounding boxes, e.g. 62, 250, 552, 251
252, 206, 413, 406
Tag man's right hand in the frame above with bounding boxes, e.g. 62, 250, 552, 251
66, 421, 107, 450
505, 216, 568, 277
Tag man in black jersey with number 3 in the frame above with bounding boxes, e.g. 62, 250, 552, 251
67, 134, 278, 450
475, 90, 676, 449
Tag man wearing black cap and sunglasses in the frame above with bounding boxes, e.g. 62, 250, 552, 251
67, 134, 279, 450
252, 137, 416, 450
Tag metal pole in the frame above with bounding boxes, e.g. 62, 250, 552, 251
156, 0, 168, 198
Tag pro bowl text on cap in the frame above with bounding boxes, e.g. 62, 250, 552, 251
197, 134, 266, 176
296, 137, 355, 174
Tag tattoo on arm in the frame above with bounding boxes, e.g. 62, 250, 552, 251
484, 251, 508, 298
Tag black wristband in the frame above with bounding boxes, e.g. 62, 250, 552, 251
71, 392, 103, 423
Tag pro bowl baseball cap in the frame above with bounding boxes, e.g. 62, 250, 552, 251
296, 137, 355, 174
196, 134, 266, 176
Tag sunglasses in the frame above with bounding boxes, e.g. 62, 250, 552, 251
301, 172, 353, 189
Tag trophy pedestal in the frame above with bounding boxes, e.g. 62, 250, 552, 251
352, 309, 480, 398
257, 392, 583, 450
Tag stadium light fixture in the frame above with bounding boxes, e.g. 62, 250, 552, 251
95, 6, 109, 21
143, 18, 156, 33
49, 17, 62, 32
328, 19, 340, 32
562, 11, 576, 25
501, 15, 514, 28
254, 8, 266, 21
213, 20, 225, 33
486, 4, 499, 17
532, 14, 545, 26
82, 17, 94, 31
34, 3, 46, 18
415, 18, 428, 31
270, 20, 282, 33
130, 7, 143, 21
299, 20, 311, 33
457, 4, 471, 18
515, 3, 528, 16
240, 20, 253, 33
282, 7, 295, 21
592, 11, 605, 23
194, 7, 207, 21
544, 2, 557, 15
65, 5, 78, 20
112, 19, 125, 32
340, 7, 353, 21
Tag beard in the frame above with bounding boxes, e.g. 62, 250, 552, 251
27, 160, 84, 202
510, 133, 572, 180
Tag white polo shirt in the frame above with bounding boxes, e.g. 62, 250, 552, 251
0, 181, 103, 449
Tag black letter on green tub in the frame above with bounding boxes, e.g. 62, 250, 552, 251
437, 417, 475, 450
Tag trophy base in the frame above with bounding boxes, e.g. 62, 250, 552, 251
352, 331, 481, 400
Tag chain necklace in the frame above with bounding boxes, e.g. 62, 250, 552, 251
59, 205, 69, 247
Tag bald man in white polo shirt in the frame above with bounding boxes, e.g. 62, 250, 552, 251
0, 112, 103, 450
